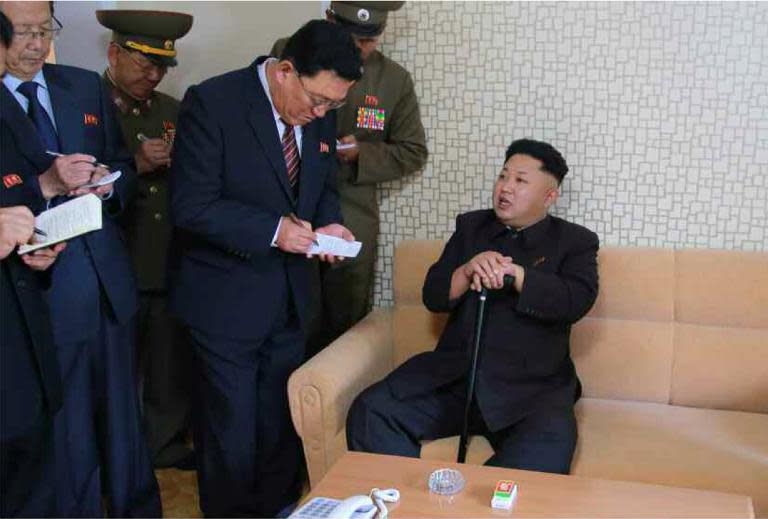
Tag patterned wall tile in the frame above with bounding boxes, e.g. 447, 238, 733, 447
371, 1, 767, 306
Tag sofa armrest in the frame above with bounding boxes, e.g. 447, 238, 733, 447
288, 307, 394, 487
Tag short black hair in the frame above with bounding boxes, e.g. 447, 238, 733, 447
281, 20, 362, 82
0, 10, 12, 48
505, 138, 569, 184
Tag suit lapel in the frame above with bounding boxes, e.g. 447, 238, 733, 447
44, 66, 85, 155
0, 84, 53, 172
244, 60, 296, 207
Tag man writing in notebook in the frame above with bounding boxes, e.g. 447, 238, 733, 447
0, 1, 160, 516
170, 20, 361, 516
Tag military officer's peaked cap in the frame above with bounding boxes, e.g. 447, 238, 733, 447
327, 1, 405, 37
96, 10, 193, 67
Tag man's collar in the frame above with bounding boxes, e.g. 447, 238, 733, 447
257, 58, 282, 128
103, 69, 154, 116
486, 213, 552, 250
3, 69, 49, 94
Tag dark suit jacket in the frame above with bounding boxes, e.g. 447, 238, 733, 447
0, 108, 62, 442
0, 64, 138, 343
170, 58, 342, 340
388, 210, 599, 430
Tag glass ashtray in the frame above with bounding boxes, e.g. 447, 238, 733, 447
428, 468, 465, 495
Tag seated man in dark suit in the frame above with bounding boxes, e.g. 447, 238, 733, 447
347, 138, 599, 474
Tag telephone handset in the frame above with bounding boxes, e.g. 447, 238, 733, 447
290, 488, 400, 519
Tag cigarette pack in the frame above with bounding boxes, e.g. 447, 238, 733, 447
491, 480, 518, 510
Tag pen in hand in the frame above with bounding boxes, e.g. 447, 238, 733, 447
34, 227, 48, 238
288, 213, 320, 246
46, 150, 111, 171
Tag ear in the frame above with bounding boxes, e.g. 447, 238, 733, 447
543, 186, 560, 208
274, 59, 295, 85
107, 43, 120, 68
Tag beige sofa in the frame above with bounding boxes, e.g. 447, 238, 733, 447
288, 243, 768, 515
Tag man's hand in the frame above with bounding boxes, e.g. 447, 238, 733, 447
21, 242, 66, 271
462, 251, 514, 291
67, 166, 115, 198
135, 138, 171, 174
38, 154, 97, 199
336, 135, 359, 164
275, 215, 317, 255
314, 223, 355, 264
0, 206, 35, 259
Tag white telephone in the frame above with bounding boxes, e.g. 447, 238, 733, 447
290, 488, 400, 519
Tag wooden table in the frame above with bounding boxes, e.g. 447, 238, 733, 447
303, 452, 754, 517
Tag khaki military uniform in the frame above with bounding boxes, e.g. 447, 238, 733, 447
103, 73, 191, 466
104, 73, 178, 291
271, 40, 427, 352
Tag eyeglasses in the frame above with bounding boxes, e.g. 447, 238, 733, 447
12, 15, 63, 43
118, 45, 168, 76
295, 73, 346, 110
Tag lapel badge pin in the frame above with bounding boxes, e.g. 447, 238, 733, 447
319, 141, 330, 153
532, 256, 547, 267
2, 174, 23, 188
83, 113, 99, 126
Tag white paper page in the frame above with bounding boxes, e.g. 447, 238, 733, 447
308, 233, 362, 258
80, 170, 122, 189
18, 194, 103, 254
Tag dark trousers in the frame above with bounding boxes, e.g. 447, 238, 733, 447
53, 304, 161, 517
346, 378, 578, 475
137, 292, 192, 466
1, 415, 56, 517
187, 304, 305, 517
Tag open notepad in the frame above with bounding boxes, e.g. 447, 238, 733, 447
18, 194, 102, 254
308, 233, 362, 258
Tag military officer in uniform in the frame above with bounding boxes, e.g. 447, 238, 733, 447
272, 1, 428, 355
96, 9, 195, 469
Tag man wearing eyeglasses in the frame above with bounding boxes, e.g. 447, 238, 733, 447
170, 20, 361, 517
0, 1, 160, 517
272, 1, 428, 358
96, 9, 196, 473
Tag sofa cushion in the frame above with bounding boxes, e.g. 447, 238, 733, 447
392, 305, 445, 368
572, 398, 768, 516
588, 248, 675, 321
671, 323, 768, 413
675, 249, 768, 328
571, 317, 674, 403
393, 240, 443, 305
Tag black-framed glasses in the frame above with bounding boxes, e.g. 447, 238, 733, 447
118, 45, 168, 76
295, 72, 346, 110
12, 15, 63, 42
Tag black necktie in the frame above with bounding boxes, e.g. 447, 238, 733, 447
17, 81, 60, 153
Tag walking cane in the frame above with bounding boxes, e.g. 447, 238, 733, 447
457, 275, 514, 463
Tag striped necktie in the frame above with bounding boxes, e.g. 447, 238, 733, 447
281, 119, 300, 197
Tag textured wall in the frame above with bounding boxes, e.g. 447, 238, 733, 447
372, 1, 768, 306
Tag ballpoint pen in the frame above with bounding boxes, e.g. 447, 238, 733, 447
288, 213, 320, 246
34, 227, 48, 238
46, 150, 111, 170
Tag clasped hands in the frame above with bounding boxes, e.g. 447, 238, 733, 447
38, 153, 115, 199
0, 206, 65, 270
275, 214, 354, 264
461, 250, 523, 292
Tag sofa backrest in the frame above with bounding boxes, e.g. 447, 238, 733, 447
392, 241, 768, 413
